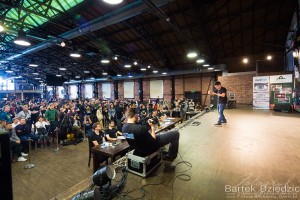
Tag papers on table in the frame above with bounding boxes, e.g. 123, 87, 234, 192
117, 136, 126, 140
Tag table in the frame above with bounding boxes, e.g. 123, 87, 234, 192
92, 140, 130, 173
185, 111, 199, 120
155, 117, 183, 133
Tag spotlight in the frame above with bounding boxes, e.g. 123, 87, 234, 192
266, 55, 272, 60
60, 41, 66, 47
93, 165, 116, 187
242, 58, 248, 64
133, 61, 138, 65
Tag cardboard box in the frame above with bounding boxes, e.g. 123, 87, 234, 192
126, 149, 162, 177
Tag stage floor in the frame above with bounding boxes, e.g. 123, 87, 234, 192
12, 106, 300, 200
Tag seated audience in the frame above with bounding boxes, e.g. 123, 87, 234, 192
89, 123, 108, 163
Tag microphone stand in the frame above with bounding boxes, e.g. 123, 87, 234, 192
53, 127, 61, 152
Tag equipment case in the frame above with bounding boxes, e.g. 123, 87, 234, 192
126, 149, 162, 177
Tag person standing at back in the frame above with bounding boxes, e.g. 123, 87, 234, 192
209, 81, 227, 126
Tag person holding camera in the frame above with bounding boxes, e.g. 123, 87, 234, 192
122, 108, 179, 161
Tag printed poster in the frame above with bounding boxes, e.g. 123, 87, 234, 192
253, 76, 270, 109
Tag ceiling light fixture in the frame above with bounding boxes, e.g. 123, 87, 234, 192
113, 56, 118, 60
140, 67, 146, 71
203, 64, 210, 67
128, 74, 133, 78
29, 64, 38, 67
75, 75, 80, 79
84, 70, 90, 73
102, 71, 108, 75
14, 31, 31, 46
59, 68, 67, 71
0, 21, 4, 32
124, 64, 131, 68
266, 55, 272, 60
147, 65, 151, 69
70, 48, 81, 58
56, 74, 62, 77
208, 67, 214, 70
133, 61, 138, 65
101, 58, 110, 64
117, 74, 122, 77
153, 70, 158, 73
60, 41, 66, 47
32, 72, 39, 75
102, 0, 123, 5
196, 59, 205, 63
162, 71, 167, 75
242, 58, 248, 64
187, 51, 198, 58
5, 66, 13, 73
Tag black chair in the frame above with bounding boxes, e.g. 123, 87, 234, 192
87, 135, 108, 167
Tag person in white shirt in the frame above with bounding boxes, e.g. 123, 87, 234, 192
35, 116, 50, 146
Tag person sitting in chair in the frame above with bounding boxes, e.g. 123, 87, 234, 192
105, 120, 122, 142
89, 123, 108, 163
122, 108, 179, 160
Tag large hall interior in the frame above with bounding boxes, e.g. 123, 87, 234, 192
0, 0, 300, 200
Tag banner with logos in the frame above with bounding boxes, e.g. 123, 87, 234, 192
253, 76, 270, 109
269, 74, 293, 109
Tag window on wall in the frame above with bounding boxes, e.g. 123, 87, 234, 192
0, 78, 14, 90
124, 82, 134, 98
102, 83, 111, 99
84, 84, 93, 99
150, 80, 163, 98
57, 86, 64, 99
69, 85, 78, 99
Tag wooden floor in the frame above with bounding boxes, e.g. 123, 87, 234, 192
12, 106, 300, 200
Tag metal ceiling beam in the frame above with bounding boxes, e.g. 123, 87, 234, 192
1, 0, 171, 62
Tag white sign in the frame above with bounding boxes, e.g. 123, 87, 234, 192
102, 83, 111, 99
253, 76, 270, 109
269, 74, 293, 84
124, 82, 134, 98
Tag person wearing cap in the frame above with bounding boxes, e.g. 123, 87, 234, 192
208, 81, 227, 126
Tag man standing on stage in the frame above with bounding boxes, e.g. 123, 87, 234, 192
209, 81, 227, 126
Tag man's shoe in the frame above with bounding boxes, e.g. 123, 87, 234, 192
221, 120, 227, 124
21, 152, 28, 157
18, 157, 27, 162
214, 122, 222, 126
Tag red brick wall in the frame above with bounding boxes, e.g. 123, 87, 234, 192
163, 78, 172, 102
218, 73, 255, 104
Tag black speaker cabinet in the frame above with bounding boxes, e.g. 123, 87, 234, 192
273, 104, 292, 113
0, 133, 13, 200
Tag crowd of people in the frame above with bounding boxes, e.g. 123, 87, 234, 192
0, 97, 198, 163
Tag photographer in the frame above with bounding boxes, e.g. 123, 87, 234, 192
83, 114, 93, 137
122, 108, 179, 160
